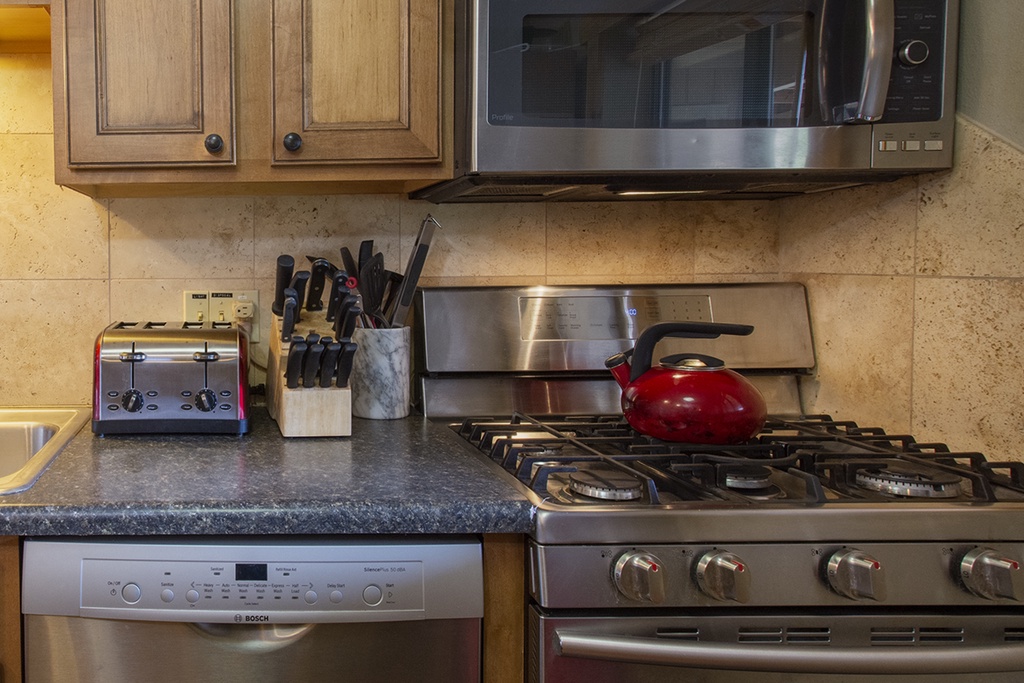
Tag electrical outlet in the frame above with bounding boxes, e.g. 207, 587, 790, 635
183, 290, 261, 343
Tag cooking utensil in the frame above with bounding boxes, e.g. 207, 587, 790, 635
280, 290, 298, 341
340, 247, 359, 283
271, 255, 295, 316
357, 240, 374, 272
336, 341, 358, 388
302, 341, 324, 388
288, 271, 311, 322
304, 257, 333, 311
359, 252, 387, 328
388, 215, 437, 328
285, 338, 307, 389
605, 322, 767, 444
319, 341, 342, 388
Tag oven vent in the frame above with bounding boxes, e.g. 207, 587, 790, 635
656, 628, 700, 641
870, 627, 965, 644
736, 627, 830, 644
1004, 628, 1024, 642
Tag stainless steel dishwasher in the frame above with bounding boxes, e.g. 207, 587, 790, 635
22, 536, 483, 682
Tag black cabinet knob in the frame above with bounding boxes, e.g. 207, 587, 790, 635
283, 132, 303, 152
204, 133, 225, 154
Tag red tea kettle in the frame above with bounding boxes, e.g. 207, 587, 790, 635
605, 322, 767, 444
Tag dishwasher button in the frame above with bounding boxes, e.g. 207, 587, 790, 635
304, 590, 318, 605
121, 583, 142, 604
186, 589, 200, 604
330, 590, 344, 604
160, 589, 174, 603
362, 585, 383, 606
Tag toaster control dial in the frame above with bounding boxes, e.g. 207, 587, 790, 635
826, 549, 886, 601
695, 550, 750, 603
195, 389, 218, 412
960, 547, 1023, 601
121, 390, 144, 413
612, 551, 665, 604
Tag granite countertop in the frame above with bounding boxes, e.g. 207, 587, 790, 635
0, 408, 535, 537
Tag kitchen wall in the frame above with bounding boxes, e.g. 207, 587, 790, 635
2, 47, 1022, 461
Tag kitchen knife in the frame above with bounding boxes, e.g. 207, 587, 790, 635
289, 271, 311, 323
340, 247, 359, 284
325, 270, 350, 323
280, 290, 298, 341
319, 341, 342, 388
302, 341, 325, 387
271, 254, 295, 316
389, 214, 438, 327
338, 305, 361, 341
333, 294, 358, 339
304, 257, 333, 311
335, 341, 358, 388
285, 339, 307, 389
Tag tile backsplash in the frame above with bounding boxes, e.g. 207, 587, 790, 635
2, 53, 1022, 461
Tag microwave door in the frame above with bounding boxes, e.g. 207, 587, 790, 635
474, 0, 877, 174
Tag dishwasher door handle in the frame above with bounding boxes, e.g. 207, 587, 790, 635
554, 630, 1024, 675
188, 623, 316, 653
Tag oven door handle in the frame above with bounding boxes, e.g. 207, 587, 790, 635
554, 631, 1024, 675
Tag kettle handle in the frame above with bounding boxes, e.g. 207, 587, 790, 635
629, 322, 754, 382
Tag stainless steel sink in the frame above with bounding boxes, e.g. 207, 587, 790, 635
0, 407, 90, 495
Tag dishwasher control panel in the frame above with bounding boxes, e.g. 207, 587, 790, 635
22, 537, 483, 624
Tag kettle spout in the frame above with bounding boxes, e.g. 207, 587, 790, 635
604, 352, 632, 389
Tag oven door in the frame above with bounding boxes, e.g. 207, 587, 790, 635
530, 608, 1024, 682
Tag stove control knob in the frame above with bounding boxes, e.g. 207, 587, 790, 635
826, 549, 886, 601
695, 550, 750, 603
121, 389, 144, 413
613, 551, 665, 604
960, 547, 1023, 601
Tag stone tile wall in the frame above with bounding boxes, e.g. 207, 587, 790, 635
2, 53, 1022, 460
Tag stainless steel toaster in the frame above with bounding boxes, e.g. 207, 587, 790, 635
93, 321, 249, 435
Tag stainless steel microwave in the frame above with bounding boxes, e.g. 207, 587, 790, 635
412, 0, 959, 202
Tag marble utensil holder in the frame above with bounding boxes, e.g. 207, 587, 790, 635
266, 314, 352, 437
350, 326, 411, 419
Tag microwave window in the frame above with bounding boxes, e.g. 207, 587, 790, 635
489, 12, 813, 129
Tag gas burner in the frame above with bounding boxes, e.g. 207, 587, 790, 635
854, 464, 963, 499
724, 466, 773, 490
723, 466, 784, 500
568, 467, 643, 501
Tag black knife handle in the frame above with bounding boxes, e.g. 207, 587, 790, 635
302, 343, 325, 388
325, 271, 350, 323
285, 341, 307, 389
280, 293, 298, 342
306, 261, 329, 311
272, 254, 295, 316
336, 342, 358, 388
289, 271, 311, 322
319, 341, 342, 388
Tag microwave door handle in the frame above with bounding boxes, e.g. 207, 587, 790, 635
555, 631, 1024, 675
817, 0, 895, 123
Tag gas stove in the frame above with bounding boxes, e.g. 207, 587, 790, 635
456, 413, 1024, 508
415, 284, 1024, 681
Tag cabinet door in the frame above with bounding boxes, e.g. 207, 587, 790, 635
62, 0, 234, 166
272, 0, 441, 165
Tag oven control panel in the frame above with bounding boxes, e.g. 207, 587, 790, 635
531, 541, 1024, 609
22, 538, 483, 624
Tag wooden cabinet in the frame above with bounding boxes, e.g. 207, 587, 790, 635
52, 0, 451, 196
62, 0, 234, 166
0, 538, 21, 683
272, 0, 441, 165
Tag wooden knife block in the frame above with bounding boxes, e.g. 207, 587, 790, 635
266, 313, 352, 438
